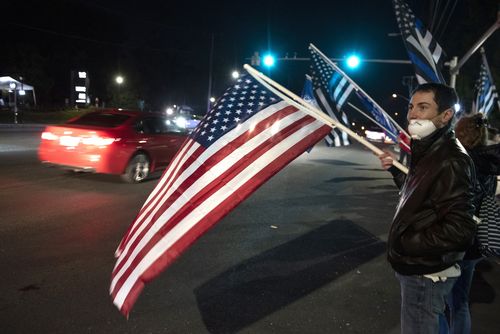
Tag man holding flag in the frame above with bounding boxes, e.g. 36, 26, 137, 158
378, 83, 476, 334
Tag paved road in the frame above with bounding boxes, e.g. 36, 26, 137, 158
0, 129, 499, 333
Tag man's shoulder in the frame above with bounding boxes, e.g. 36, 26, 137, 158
435, 137, 474, 169
439, 136, 470, 158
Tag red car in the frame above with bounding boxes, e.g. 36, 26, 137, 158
38, 109, 188, 183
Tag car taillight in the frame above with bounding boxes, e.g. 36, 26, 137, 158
81, 136, 117, 146
41, 131, 59, 140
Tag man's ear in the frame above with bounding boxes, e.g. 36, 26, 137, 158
442, 108, 454, 124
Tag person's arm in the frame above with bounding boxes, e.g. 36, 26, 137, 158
400, 159, 476, 255
377, 151, 406, 189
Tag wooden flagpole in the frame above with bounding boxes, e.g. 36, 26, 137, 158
309, 43, 410, 138
244, 64, 409, 174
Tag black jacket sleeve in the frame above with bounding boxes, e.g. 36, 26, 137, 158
388, 165, 406, 189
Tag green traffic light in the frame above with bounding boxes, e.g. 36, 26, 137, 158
263, 54, 276, 67
346, 54, 361, 69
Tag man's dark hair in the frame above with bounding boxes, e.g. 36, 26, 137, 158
412, 83, 459, 113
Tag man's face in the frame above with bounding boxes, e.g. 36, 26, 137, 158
407, 91, 451, 128
408, 91, 439, 120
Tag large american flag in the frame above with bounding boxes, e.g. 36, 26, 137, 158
474, 60, 498, 117
110, 75, 331, 316
393, 0, 446, 84
309, 46, 353, 147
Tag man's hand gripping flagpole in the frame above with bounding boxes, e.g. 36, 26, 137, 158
244, 64, 409, 174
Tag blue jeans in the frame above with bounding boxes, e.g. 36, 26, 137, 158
440, 259, 482, 334
396, 272, 457, 334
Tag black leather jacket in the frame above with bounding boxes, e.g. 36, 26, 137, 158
387, 126, 477, 275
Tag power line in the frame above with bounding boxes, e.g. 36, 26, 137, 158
436, 0, 458, 42
66, 0, 214, 37
429, 0, 441, 33
433, 0, 450, 37
6, 22, 194, 55
7, 22, 124, 47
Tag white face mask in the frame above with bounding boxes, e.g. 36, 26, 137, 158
407, 119, 437, 140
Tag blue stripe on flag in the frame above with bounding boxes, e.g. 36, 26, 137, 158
408, 52, 441, 83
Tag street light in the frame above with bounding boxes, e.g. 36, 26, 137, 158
391, 93, 410, 102
231, 71, 240, 79
115, 75, 124, 85
209, 97, 216, 103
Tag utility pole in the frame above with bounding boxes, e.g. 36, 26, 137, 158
9, 82, 18, 124
207, 33, 214, 114
13, 85, 18, 124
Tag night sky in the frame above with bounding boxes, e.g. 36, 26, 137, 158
2, 0, 499, 124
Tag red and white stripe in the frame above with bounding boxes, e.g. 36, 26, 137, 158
110, 101, 330, 315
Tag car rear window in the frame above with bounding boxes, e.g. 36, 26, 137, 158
68, 113, 130, 127
135, 117, 189, 134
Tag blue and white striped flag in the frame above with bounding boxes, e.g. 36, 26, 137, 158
393, 0, 446, 84
309, 48, 352, 147
474, 60, 498, 117
354, 91, 399, 143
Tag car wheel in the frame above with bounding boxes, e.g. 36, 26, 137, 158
121, 153, 150, 183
